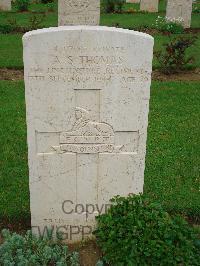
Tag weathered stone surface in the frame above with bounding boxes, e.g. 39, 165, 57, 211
58, 0, 100, 26
23, 26, 153, 243
140, 0, 159, 12
0, 0, 11, 11
166, 0, 193, 28
126, 0, 140, 3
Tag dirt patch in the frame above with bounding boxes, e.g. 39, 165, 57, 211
0, 68, 200, 82
152, 69, 200, 81
0, 217, 31, 232
129, 28, 200, 36
0, 68, 24, 81
0, 217, 31, 244
184, 28, 200, 34
69, 241, 102, 266
79, 242, 102, 266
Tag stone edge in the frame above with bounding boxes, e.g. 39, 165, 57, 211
22, 25, 154, 42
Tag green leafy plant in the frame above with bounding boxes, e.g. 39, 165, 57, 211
155, 36, 197, 74
94, 194, 200, 266
154, 16, 184, 34
15, 0, 30, 12
193, 4, 200, 13
41, 0, 54, 3
0, 17, 19, 34
0, 229, 80, 265
96, 260, 104, 266
101, 0, 125, 13
28, 13, 46, 30
101, 0, 115, 13
115, 0, 126, 13
46, 2, 55, 12
0, 24, 15, 34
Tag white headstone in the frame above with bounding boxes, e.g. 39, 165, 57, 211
140, 0, 159, 12
58, 0, 100, 26
0, 0, 11, 11
166, 0, 193, 28
23, 26, 153, 243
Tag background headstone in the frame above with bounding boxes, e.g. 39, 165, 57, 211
23, 26, 153, 243
0, 0, 11, 11
58, 0, 100, 26
140, 0, 159, 12
166, 0, 193, 28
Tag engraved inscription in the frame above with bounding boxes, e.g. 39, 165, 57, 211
52, 108, 122, 154
27, 44, 151, 86
60, 135, 114, 144
60, 144, 114, 154
61, 108, 114, 137
66, 0, 90, 9
58, 0, 100, 26
36, 108, 139, 155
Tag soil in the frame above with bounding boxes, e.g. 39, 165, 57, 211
184, 28, 200, 34
152, 68, 200, 81
0, 217, 31, 233
0, 68, 200, 82
0, 68, 24, 81
135, 28, 200, 36
69, 241, 102, 266
0, 217, 31, 245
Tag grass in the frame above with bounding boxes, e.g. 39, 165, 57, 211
0, 10, 57, 28
0, 80, 199, 221
0, 34, 23, 69
13, 2, 56, 13
123, 1, 167, 12
101, 12, 200, 29
0, 1, 200, 29
0, 81, 29, 220
145, 81, 200, 220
